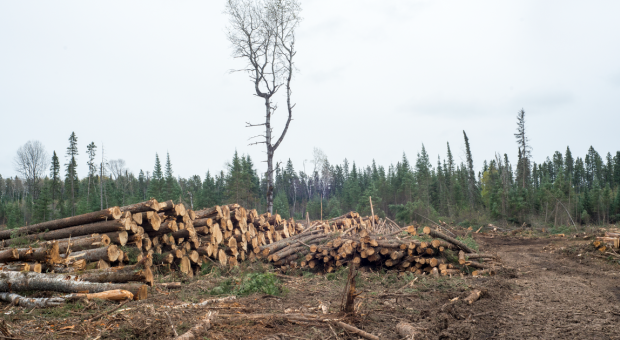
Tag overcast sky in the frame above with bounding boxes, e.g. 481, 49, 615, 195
1, 0, 619, 180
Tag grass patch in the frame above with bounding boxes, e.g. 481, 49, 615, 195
120, 246, 142, 264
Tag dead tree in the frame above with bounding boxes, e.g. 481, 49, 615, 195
13, 140, 49, 201
225, 0, 302, 213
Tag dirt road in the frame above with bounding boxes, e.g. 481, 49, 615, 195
466, 235, 620, 339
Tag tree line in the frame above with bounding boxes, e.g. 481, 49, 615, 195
2, 125, 620, 230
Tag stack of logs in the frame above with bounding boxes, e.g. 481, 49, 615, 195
0, 199, 496, 304
260, 221, 498, 276
593, 228, 620, 252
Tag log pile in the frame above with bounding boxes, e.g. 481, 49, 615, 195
593, 228, 620, 252
0, 199, 494, 306
260, 222, 495, 276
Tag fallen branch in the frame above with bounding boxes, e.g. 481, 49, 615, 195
165, 296, 236, 309
465, 289, 484, 304
174, 311, 216, 340
86, 299, 130, 322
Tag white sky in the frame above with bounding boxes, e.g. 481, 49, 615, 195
1, 0, 619, 180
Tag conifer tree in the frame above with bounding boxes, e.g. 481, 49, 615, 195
65, 132, 79, 216
463, 131, 477, 208
49, 151, 61, 220
514, 109, 531, 189
163, 152, 180, 201
146, 153, 163, 201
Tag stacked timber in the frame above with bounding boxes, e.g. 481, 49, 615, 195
261, 223, 495, 276
593, 228, 620, 252
0, 199, 171, 301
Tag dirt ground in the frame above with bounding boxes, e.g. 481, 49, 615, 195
2, 231, 620, 339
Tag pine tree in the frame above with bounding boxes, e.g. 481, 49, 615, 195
65, 132, 79, 216
33, 178, 51, 222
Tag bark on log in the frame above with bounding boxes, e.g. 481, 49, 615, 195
119, 199, 159, 214
195, 206, 222, 220
66, 245, 120, 263
0, 207, 123, 240
0, 292, 65, 308
0, 248, 19, 262
159, 200, 175, 211
14, 242, 62, 264
423, 227, 475, 253
0, 219, 129, 247
51, 234, 110, 254
0, 271, 148, 300
78, 262, 153, 286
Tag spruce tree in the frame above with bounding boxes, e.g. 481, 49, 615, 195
514, 109, 531, 188
614, 151, 620, 188
65, 132, 79, 216
49, 151, 61, 219
163, 152, 180, 201
146, 154, 163, 201
463, 130, 477, 208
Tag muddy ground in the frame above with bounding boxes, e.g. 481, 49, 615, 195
2, 231, 620, 340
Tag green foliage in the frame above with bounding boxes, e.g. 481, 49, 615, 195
207, 272, 282, 296
120, 246, 142, 264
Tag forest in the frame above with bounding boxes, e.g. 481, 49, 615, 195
2, 127, 619, 231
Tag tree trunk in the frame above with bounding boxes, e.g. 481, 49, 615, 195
0, 207, 123, 240
158, 200, 174, 211
0, 271, 148, 300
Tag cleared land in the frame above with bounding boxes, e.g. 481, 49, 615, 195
1, 230, 619, 339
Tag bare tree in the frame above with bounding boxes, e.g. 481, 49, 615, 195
13, 140, 49, 200
107, 159, 127, 180
225, 0, 302, 213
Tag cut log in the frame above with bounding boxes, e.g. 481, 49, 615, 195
78, 259, 153, 286
66, 245, 120, 263
119, 199, 159, 214
140, 211, 162, 231
0, 292, 65, 308
63, 289, 134, 301
105, 231, 129, 246
195, 206, 222, 220
0, 219, 129, 247
159, 200, 175, 211
0, 207, 123, 241
465, 289, 484, 304
0, 248, 19, 262
13, 242, 62, 264
423, 227, 475, 253
0, 271, 147, 300
50, 234, 111, 254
